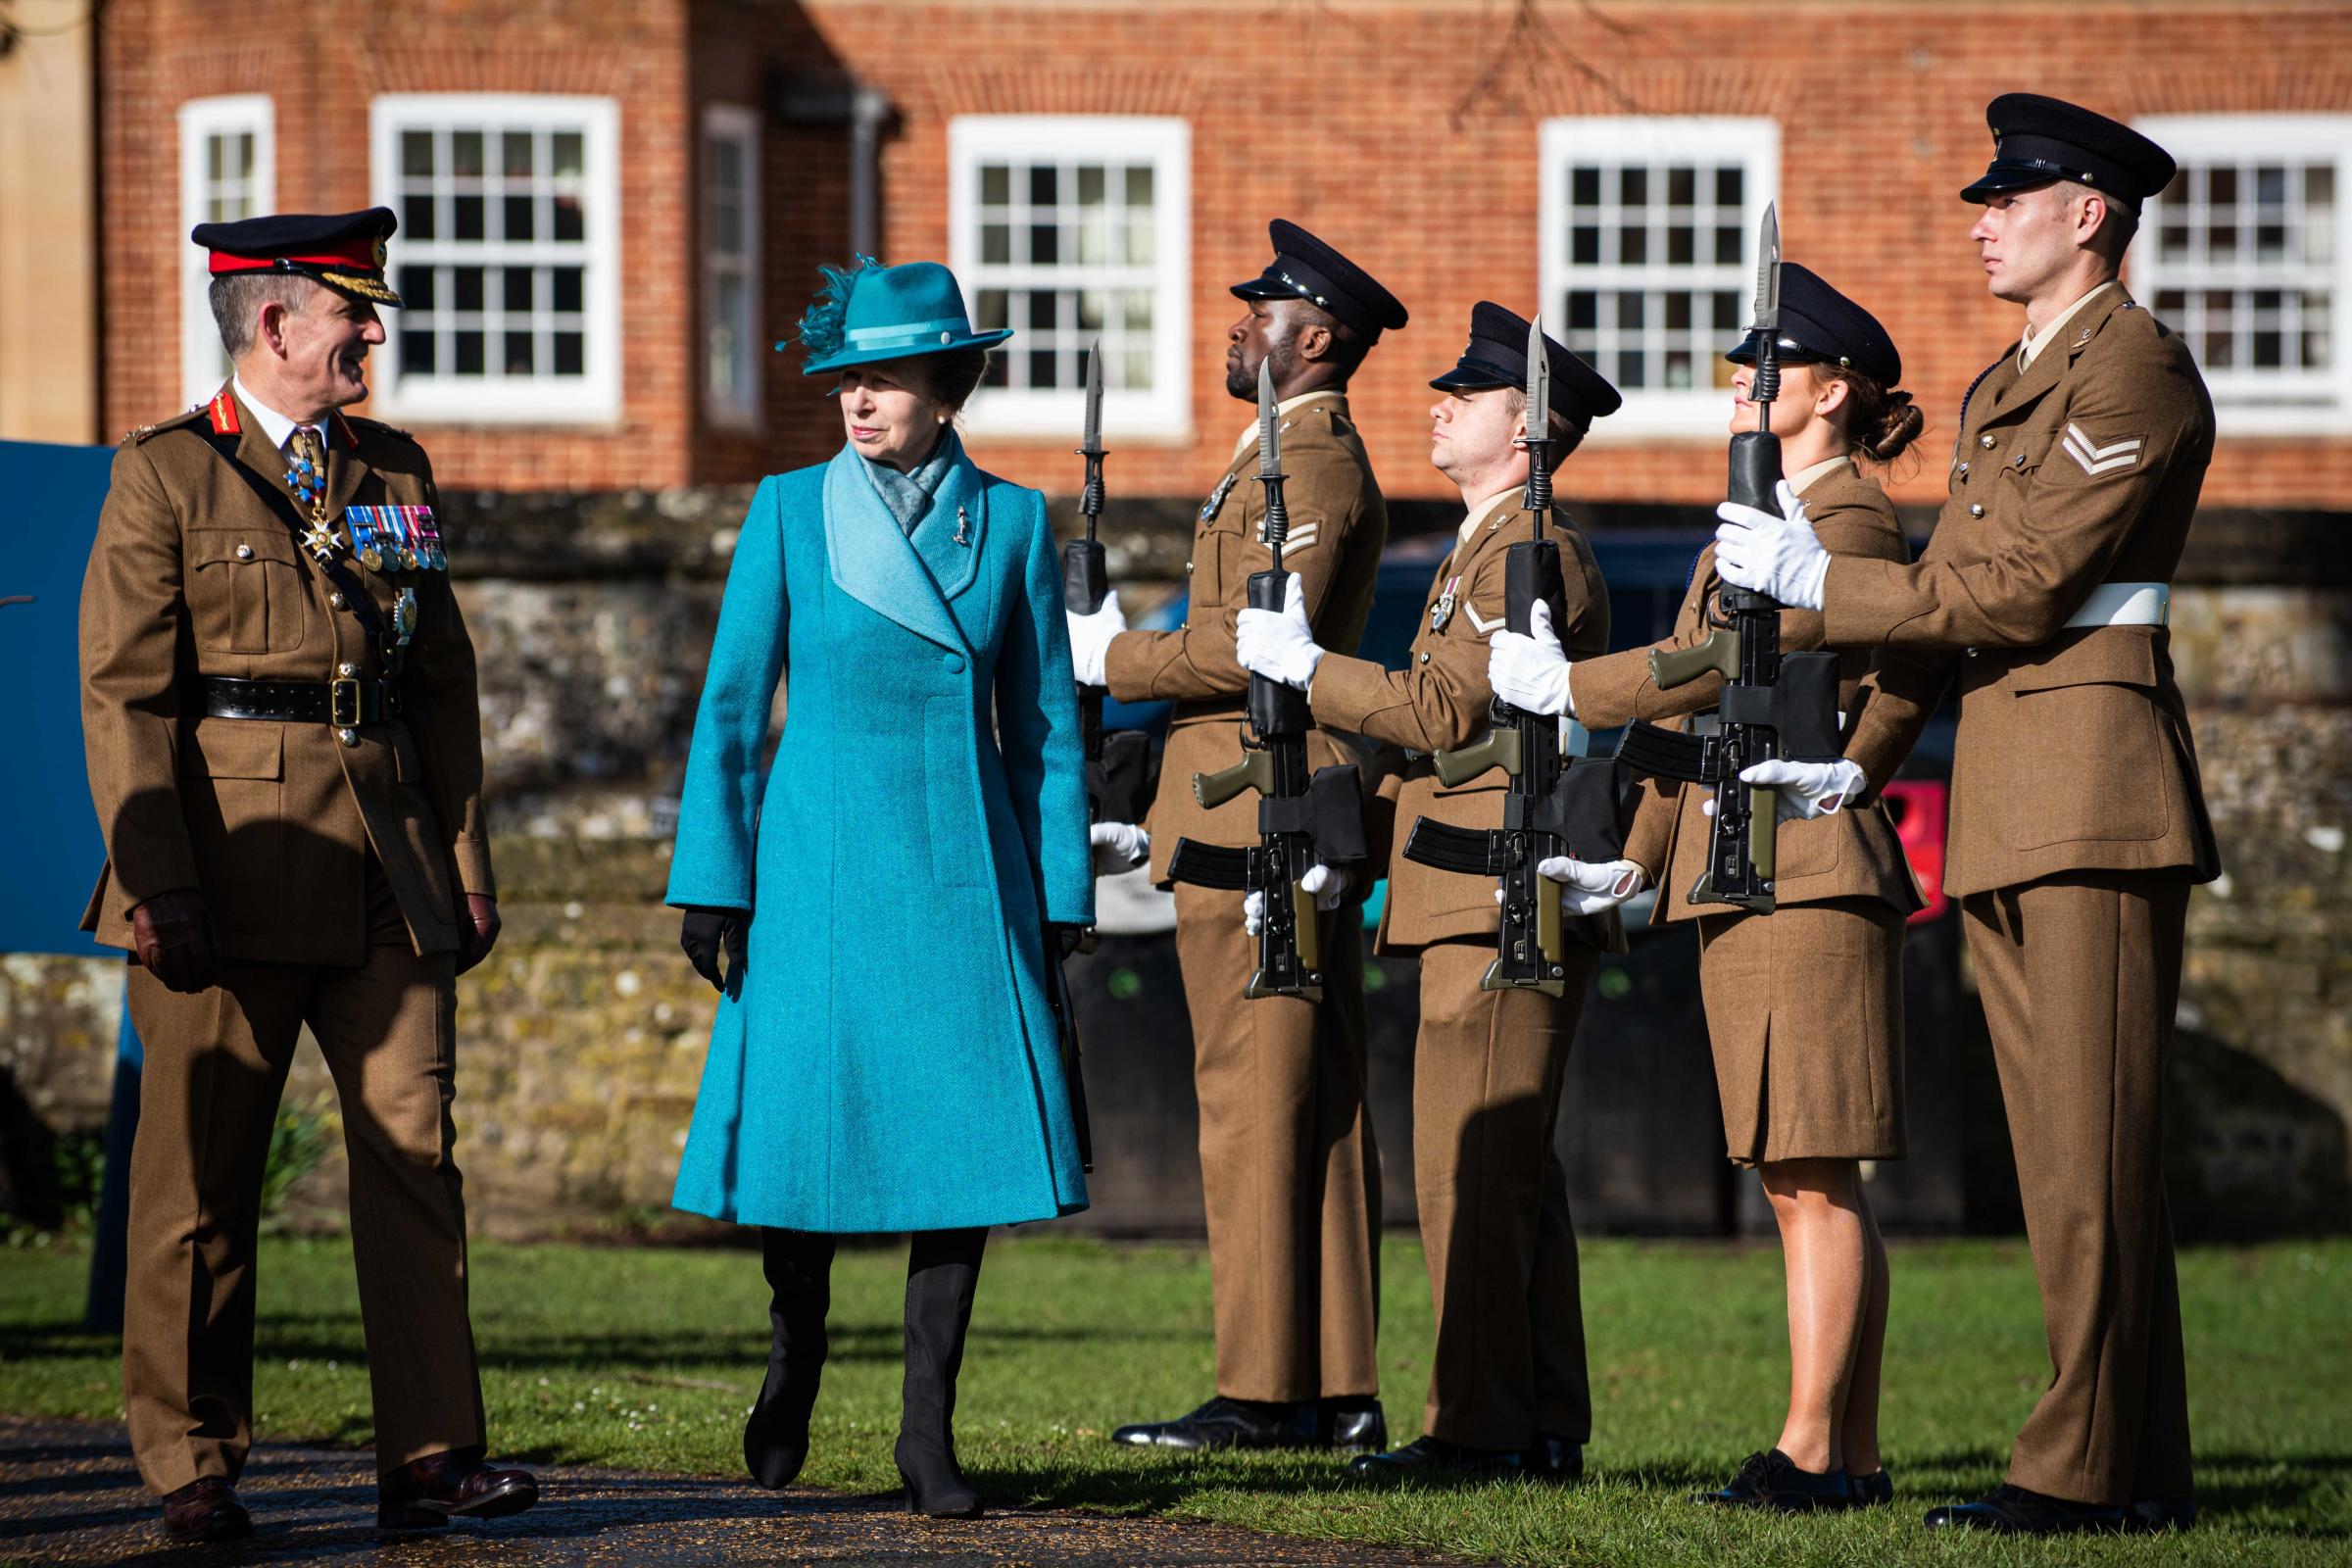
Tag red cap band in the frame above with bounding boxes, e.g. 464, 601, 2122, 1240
208, 237, 384, 275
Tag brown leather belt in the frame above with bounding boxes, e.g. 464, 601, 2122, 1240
198, 675, 405, 726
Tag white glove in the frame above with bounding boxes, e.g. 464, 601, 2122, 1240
1487, 598, 1575, 717
1742, 757, 1866, 819
1243, 862, 1350, 935
1089, 820, 1150, 875
1530, 857, 1645, 916
1713, 480, 1831, 611
1234, 572, 1324, 691
1065, 590, 1127, 688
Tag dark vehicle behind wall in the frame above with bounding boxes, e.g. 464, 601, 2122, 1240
1065, 529, 1983, 1239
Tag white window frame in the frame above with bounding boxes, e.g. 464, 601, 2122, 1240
178, 94, 275, 409
948, 115, 1192, 443
702, 103, 761, 431
1539, 117, 1780, 439
2132, 114, 2352, 436
367, 93, 622, 424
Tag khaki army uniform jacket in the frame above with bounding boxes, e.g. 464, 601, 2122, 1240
1825, 288, 2220, 898
78, 385, 494, 965
1572, 460, 1924, 923
1103, 391, 1387, 885
1311, 486, 1615, 952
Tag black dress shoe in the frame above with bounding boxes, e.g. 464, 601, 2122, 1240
2128, 1496, 2197, 1533
161, 1478, 252, 1543
1520, 1434, 1585, 1484
377, 1452, 539, 1532
1923, 1483, 2125, 1534
1845, 1468, 1894, 1507
1324, 1397, 1388, 1453
1112, 1396, 1320, 1451
1689, 1448, 1851, 1511
1349, 1435, 1522, 1481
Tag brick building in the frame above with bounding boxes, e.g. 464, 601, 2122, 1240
72, 0, 2352, 514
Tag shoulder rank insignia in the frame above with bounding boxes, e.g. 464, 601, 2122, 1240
207, 388, 241, 435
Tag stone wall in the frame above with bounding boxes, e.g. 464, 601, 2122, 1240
5, 498, 2348, 1239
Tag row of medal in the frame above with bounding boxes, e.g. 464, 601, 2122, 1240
342, 505, 448, 572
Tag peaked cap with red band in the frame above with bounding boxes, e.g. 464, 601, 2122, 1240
193, 206, 403, 306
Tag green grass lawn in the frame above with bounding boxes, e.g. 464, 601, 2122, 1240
3, 1232, 2345, 1566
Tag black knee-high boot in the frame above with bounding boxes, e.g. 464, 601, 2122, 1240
745, 1227, 837, 1489
896, 1226, 987, 1518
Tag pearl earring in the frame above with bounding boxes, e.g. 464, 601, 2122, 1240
937, 414, 949, 424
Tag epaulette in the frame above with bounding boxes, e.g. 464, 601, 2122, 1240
121, 404, 211, 446
344, 413, 417, 444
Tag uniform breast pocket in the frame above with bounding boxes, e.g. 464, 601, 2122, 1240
187, 529, 309, 655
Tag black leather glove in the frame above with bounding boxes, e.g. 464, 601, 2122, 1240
680, 906, 751, 993
1049, 921, 1088, 961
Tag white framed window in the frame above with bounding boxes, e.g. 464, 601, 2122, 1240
367, 94, 621, 424
949, 116, 1191, 442
2133, 116, 2352, 435
703, 104, 760, 430
1539, 117, 1780, 438
178, 94, 274, 409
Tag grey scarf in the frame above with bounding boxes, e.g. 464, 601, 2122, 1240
859, 428, 958, 535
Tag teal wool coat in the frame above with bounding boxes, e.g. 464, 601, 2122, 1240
666, 440, 1094, 1232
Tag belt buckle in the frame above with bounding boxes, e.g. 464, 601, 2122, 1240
330, 677, 362, 727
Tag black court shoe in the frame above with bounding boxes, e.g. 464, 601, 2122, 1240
2128, 1496, 2198, 1533
1689, 1448, 1851, 1511
1112, 1396, 1321, 1451
1924, 1483, 2126, 1534
1348, 1435, 1523, 1481
1845, 1468, 1894, 1507
1324, 1397, 1389, 1453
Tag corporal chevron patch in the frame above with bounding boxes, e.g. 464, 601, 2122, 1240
1275, 522, 1320, 553
2062, 422, 2144, 477
1463, 604, 1504, 636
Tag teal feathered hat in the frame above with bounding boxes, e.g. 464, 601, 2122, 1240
790, 257, 1012, 375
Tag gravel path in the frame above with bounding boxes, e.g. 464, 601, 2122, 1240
0, 1418, 1481, 1566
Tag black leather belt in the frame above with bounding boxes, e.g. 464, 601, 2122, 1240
198, 675, 405, 726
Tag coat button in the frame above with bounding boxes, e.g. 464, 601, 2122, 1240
1981, 433, 1996, 448
2014, 453, 2027, 467
1957, 462, 1969, 477
234, 544, 254, 561
1185, 562, 1194, 574
943, 654, 964, 673
1969, 503, 1985, 516
1418, 651, 1431, 664
330, 591, 347, 609
336, 726, 359, 747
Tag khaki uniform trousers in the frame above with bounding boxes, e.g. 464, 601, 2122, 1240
1962, 868, 2193, 1507
1170, 881, 1380, 1402
122, 866, 485, 1494
1410, 939, 1592, 1450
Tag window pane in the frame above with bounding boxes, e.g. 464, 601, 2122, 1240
976, 288, 1007, 330
403, 130, 434, 177
404, 192, 437, 240
504, 268, 534, 312
1667, 226, 1694, 265
1121, 347, 1152, 389
1714, 167, 1742, 206
504, 131, 535, 177
1620, 349, 1646, 387
1077, 166, 1104, 206
453, 268, 485, 311
1030, 223, 1058, 264
455, 331, 485, 375
1616, 291, 1644, 329
1566, 290, 1597, 331
712, 199, 740, 253
454, 194, 485, 241
1620, 225, 1647, 264
1571, 225, 1599, 265
1713, 225, 1741, 264
1121, 288, 1153, 330
1665, 293, 1691, 330
400, 267, 436, 310
504, 195, 535, 241
553, 132, 584, 178
2208, 166, 2238, 206
1124, 218, 1154, 267
453, 130, 484, 178
401, 329, 436, 373
1666, 166, 1694, 206
1124, 166, 1153, 207
554, 196, 584, 242
1028, 166, 1057, 205
1619, 167, 1646, 205
1027, 348, 1056, 386
553, 268, 584, 313
1571, 166, 1600, 206
980, 165, 1009, 204
554, 332, 585, 374
981, 222, 1010, 265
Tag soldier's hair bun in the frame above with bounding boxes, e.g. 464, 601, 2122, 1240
1863, 389, 1926, 463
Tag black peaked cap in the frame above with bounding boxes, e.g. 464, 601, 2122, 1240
192, 207, 403, 306
1231, 219, 1408, 340
1430, 301, 1621, 430
1724, 263, 1903, 387
1960, 93, 2178, 215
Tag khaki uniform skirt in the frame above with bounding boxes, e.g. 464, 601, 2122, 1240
1694, 897, 1908, 1167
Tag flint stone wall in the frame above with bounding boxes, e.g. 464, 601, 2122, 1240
2, 495, 2345, 1238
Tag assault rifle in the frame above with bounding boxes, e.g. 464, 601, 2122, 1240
1402, 314, 1629, 996
1166, 358, 1366, 1002
1613, 203, 1842, 914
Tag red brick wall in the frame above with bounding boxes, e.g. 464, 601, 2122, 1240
102, 0, 695, 491
104, 1, 2352, 509
798, 0, 2352, 512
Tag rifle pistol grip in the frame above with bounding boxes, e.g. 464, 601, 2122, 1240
1649, 628, 1740, 691
1433, 726, 1521, 788
1193, 750, 1273, 809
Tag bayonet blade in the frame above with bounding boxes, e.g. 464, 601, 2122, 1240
1080, 341, 1104, 458
1525, 313, 1550, 436
1752, 201, 1782, 334
1256, 357, 1281, 476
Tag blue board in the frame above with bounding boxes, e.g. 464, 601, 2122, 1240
0, 439, 117, 956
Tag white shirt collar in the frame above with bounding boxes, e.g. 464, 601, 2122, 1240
231, 375, 331, 453
1788, 454, 1851, 498
1457, 482, 1527, 544
2019, 280, 2120, 369
1231, 388, 1347, 465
